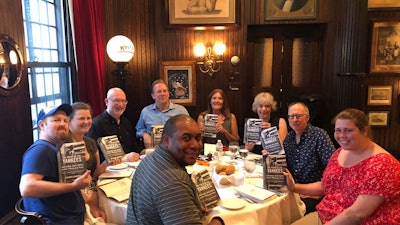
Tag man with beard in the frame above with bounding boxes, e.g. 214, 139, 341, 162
87, 87, 142, 162
136, 80, 189, 149
19, 104, 92, 225
126, 114, 224, 225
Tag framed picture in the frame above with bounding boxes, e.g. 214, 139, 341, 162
159, 61, 196, 106
370, 21, 400, 73
265, 0, 316, 20
368, 0, 400, 9
367, 86, 393, 105
368, 111, 390, 127
167, 0, 236, 25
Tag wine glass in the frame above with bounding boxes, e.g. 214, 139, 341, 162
229, 145, 238, 160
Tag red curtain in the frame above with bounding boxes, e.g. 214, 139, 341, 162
72, 0, 105, 116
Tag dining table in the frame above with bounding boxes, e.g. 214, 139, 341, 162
97, 153, 306, 225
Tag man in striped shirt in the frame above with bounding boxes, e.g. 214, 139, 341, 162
126, 114, 224, 225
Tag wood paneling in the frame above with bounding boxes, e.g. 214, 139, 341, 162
0, 0, 32, 218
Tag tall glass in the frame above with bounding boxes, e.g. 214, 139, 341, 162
228, 145, 238, 160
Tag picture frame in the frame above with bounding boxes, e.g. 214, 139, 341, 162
370, 21, 400, 73
159, 61, 196, 106
265, 0, 316, 20
368, 111, 390, 127
167, 0, 236, 25
367, 86, 393, 106
368, 0, 400, 9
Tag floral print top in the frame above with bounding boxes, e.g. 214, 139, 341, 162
317, 148, 400, 224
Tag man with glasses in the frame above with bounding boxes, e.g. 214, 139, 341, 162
87, 87, 142, 162
136, 80, 189, 148
284, 102, 335, 214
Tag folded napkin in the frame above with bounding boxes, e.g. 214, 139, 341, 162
212, 170, 244, 187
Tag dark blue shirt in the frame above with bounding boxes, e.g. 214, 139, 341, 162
284, 124, 335, 184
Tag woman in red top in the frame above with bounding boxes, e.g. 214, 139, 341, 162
286, 108, 400, 225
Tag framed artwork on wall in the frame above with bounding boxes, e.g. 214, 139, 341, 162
368, 0, 400, 9
159, 61, 196, 106
368, 111, 390, 127
370, 21, 400, 73
167, 0, 236, 25
265, 0, 316, 20
367, 86, 393, 106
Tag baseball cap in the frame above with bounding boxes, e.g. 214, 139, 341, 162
37, 104, 73, 126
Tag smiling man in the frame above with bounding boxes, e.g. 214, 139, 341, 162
126, 114, 224, 225
284, 102, 335, 214
136, 80, 189, 148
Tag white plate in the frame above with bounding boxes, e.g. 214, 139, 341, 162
123, 161, 140, 168
220, 198, 246, 210
108, 163, 128, 170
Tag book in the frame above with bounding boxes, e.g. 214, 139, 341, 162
260, 126, 285, 155
202, 114, 218, 138
57, 142, 86, 183
151, 125, 164, 147
98, 177, 132, 202
243, 118, 263, 145
191, 169, 220, 210
235, 184, 276, 203
263, 154, 287, 191
97, 135, 126, 164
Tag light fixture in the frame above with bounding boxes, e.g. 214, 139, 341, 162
106, 35, 135, 89
194, 43, 225, 76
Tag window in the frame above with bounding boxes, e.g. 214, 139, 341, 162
22, 0, 74, 140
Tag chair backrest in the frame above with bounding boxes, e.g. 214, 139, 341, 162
14, 198, 47, 225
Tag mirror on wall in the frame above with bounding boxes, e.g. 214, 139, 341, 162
0, 34, 23, 94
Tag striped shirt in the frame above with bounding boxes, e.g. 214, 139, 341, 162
126, 147, 203, 225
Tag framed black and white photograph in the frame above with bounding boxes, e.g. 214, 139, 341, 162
265, 0, 317, 20
159, 61, 196, 106
167, 0, 236, 25
367, 86, 393, 106
368, 111, 390, 127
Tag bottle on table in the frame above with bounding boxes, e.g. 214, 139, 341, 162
216, 139, 223, 162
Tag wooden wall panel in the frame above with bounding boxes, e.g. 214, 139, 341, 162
0, 0, 32, 218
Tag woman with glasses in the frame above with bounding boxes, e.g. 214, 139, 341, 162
287, 108, 400, 224
245, 92, 288, 155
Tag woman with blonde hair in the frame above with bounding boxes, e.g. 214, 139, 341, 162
246, 92, 288, 154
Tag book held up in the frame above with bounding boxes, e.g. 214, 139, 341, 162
191, 169, 220, 210
57, 142, 86, 183
97, 135, 126, 164
151, 125, 164, 147
202, 114, 218, 138
263, 154, 287, 191
243, 118, 263, 145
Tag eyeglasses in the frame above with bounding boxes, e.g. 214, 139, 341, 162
109, 98, 128, 104
287, 114, 307, 119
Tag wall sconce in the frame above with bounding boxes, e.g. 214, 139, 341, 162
194, 43, 226, 76
106, 35, 135, 89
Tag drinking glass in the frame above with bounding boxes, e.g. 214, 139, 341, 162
229, 145, 238, 160
239, 149, 249, 159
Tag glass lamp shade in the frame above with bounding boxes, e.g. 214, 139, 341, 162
106, 35, 135, 62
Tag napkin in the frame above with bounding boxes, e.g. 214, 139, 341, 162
212, 170, 244, 187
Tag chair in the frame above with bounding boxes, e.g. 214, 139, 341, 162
14, 198, 47, 225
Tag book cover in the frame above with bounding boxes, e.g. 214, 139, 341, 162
97, 135, 126, 164
151, 125, 164, 147
243, 118, 263, 144
202, 114, 218, 138
191, 169, 220, 210
98, 177, 132, 202
260, 126, 285, 155
263, 154, 287, 191
57, 142, 86, 183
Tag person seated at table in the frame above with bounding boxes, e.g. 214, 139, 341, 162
197, 88, 239, 146
126, 114, 225, 225
286, 108, 400, 225
135, 79, 189, 149
67, 102, 123, 222
87, 87, 142, 162
245, 92, 288, 155
19, 104, 92, 225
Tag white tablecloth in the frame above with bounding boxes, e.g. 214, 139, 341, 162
98, 159, 305, 225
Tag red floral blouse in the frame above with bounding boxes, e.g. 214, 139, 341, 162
317, 148, 400, 224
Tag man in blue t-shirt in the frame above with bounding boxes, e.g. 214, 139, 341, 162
19, 104, 92, 225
